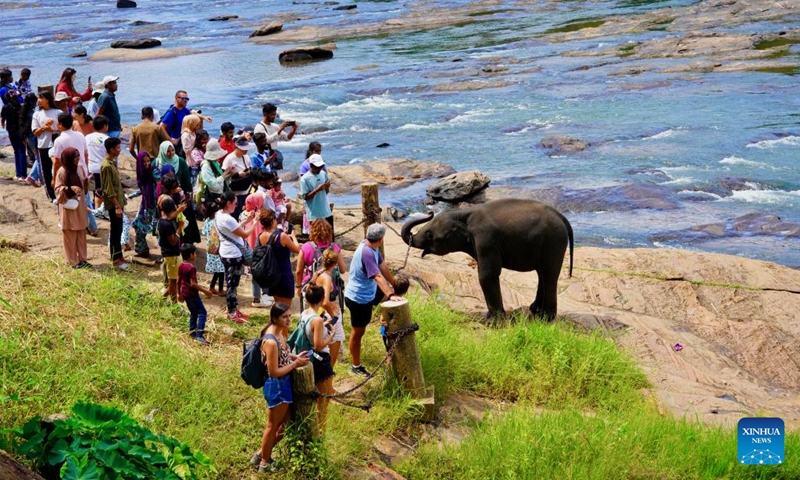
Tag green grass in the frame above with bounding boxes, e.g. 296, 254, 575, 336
2, 251, 798, 479
544, 19, 606, 35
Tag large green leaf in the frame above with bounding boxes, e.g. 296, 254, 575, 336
47, 438, 69, 465
71, 402, 127, 428
93, 449, 145, 479
16, 427, 46, 457
61, 456, 102, 480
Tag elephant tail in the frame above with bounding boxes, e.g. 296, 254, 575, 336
558, 211, 574, 278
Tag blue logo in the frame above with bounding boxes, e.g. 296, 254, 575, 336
738, 417, 784, 465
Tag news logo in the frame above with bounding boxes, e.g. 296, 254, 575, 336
738, 417, 784, 465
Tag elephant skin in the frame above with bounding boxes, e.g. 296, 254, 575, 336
401, 199, 573, 320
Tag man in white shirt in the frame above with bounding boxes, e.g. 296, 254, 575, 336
51, 113, 98, 234
85, 115, 109, 209
253, 103, 297, 155
222, 136, 253, 219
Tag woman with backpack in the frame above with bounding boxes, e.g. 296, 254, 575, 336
257, 209, 300, 308
299, 283, 336, 431
312, 248, 346, 368
252, 302, 310, 473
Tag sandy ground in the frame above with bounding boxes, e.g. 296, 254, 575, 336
2, 149, 799, 429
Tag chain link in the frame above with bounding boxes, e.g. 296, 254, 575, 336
382, 222, 412, 272
310, 323, 420, 412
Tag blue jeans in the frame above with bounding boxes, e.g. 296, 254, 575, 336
85, 193, 97, 232
9, 132, 26, 178
107, 131, 121, 138
26, 134, 43, 181
184, 295, 207, 337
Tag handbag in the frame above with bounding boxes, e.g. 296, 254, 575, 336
208, 221, 221, 255
268, 146, 284, 170
63, 198, 79, 210
215, 219, 253, 266
227, 156, 252, 192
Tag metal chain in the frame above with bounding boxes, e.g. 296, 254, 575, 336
332, 218, 365, 240
311, 323, 420, 412
382, 222, 412, 272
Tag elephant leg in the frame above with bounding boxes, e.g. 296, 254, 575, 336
530, 268, 559, 321
478, 262, 505, 319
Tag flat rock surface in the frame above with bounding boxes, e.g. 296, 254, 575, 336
326, 159, 456, 194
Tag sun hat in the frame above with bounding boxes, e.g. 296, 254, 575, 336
101, 75, 119, 87
234, 136, 253, 151
54, 91, 70, 102
92, 81, 105, 95
204, 139, 227, 161
308, 153, 325, 167
366, 223, 386, 242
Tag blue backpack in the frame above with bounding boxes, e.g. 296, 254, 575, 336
240, 334, 276, 389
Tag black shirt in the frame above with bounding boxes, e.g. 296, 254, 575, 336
157, 218, 180, 257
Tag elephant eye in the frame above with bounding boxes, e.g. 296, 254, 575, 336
425, 230, 433, 240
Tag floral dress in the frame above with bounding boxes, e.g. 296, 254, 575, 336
202, 218, 224, 273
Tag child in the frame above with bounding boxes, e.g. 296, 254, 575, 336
178, 244, 214, 345
201, 198, 225, 296
16, 68, 31, 96
271, 178, 291, 231
158, 197, 181, 303
160, 174, 187, 235
380, 274, 410, 351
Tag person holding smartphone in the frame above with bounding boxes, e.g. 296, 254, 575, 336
312, 248, 346, 368
253, 103, 297, 164
300, 283, 336, 432
222, 135, 254, 219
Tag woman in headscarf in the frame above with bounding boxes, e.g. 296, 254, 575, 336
154, 140, 200, 243
54, 147, 90, 268
131, 151, 157, 258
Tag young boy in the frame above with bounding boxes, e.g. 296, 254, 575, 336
158, 197, 181, 303
380, 274, 410, 351
16, 68, 31, 96
179, 244, 214, 345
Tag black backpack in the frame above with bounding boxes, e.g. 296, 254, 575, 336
252, 230, 282, 289
240, 334, 271, 389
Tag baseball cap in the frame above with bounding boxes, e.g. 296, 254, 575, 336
235, 136, 253, 151
308, 153, 325, 167
101, 75, 119, 87
366, 223, 386, 242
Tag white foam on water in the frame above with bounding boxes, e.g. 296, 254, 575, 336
746, 135, 800, 149
643, 128, 684, 140
398, 123, 443, 130
447, 108, 495, 124
719, 156, 766, 168
724, 189, 800, 205
349, 125, 380, 133
326, 95, 415, 114
662, 176, 696, 186
677, 190, 722, 200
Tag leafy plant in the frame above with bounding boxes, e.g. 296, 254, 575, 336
10, 401, 214, 479
279, 416, 329, 479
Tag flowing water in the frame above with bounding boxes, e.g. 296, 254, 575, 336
2, 0, 799, 265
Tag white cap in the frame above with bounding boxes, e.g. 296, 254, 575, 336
92, 81, 105, 95
308, 153, 325, 167
101, 75, 119, 87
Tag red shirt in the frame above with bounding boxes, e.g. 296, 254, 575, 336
219, 137, 236, 155
178, 262, 198, 298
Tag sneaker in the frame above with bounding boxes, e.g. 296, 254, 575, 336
235, 310, 250, 321
115, 262, 129, 271
257, 459, 277, 473
195, 336, 211, 346
249, 452, 262, 466
76, 261, 93, 269
350, 365, 369, 377
260, 296, 274, 308
227, 313, 244, 324
251, 300, 268, 309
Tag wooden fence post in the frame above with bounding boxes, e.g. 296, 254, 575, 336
290, 364, 319, 440
361, 182, 383, 257
381, 298, 436, 421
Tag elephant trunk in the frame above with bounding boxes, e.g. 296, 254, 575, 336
401, 211, 434, 246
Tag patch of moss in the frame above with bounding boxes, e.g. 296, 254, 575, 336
754, 66, 800, 76
545, 19, 605, 34
468, 8, 516, 17
754, 37, 800, 50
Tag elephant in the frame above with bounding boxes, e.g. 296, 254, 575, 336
400, 199, 573, 320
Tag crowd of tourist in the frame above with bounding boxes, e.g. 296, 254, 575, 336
2, 65, 413, 473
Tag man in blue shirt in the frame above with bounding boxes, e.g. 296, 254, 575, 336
300, 154, 333, 232
97, 76, 121, 138
344, 224, 400, 376
160, 90, 212, 143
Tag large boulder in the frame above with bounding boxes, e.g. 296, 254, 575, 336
539, 136, 590, 155
117, 0, 136, 7
326, 159, 456, 194
279, 43, 335, 63
250, 21, 283, 38
110, 38, 161, 49
426, 170, 490, 202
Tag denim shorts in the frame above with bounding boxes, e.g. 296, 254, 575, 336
263, 375, 292, 409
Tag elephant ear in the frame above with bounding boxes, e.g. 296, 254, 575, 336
447, 217, 474, 253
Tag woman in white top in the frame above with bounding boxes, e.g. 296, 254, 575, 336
216, 191, 259, 323
300, 282, 336, 432
180, 114, 202, 183
31, 91, 62, 200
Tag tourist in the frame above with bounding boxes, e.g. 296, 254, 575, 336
129, 106, 170, 158
244, 192, 273, 309
15, 68, 31, 96
96, 76, 121, 138
271, 178, 291, 230
178, 244, 214, 345
158, 197, 182, 303
20, 93, 42, 187
250, 132, 275, 171
159, 90, 212, 142
53, 91, 70, 114
31, 91, 61, 200
131, 152, 158, 258
253, 103, 297, 159
55, 67, 92, 110
222, 135, 254, 220
189, 129, 209, 188
300, 282, 336, 431
252, 302, 310, 474
216, 191, 259, 323
299, 141, 325, 175
71, 105, 94, 136
0, 69, 19, 105
300, 153, 333, 233
200, 197, 225, 296
179, 114, 202, 173
253, 168, 277, 215
198, 138, 233, 201
85, 115, 109, 210
1, 90, 26, 182
154, 140, 200, 243
100, 137, 128, 270
86, 81, 104, 118
54, 147, 90, 269
219, 122, 236, 155
257, 209, 300, 310
51, 113, 98, 237
344, 223, 400, 376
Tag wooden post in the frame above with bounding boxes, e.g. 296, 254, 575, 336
289, 364, 319, 440
361, 182, 384, 257
381, 298, 436, 421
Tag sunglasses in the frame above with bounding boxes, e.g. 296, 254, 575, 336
179, 97, 190, 102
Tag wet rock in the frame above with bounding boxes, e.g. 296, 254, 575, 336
382, 206, 407, 222
280, 171, 300, 183
376, 142, 390, 148
298, 125, 331, 135
333, 4, 357, 10
117, 0, 136, 7
426, 170, 491, 203
481, 65, 509, 73
651, 212, 800, 244
560, 183, 679, 213
209, 15, 239, 21
250, 21, 283, 38
110, 38, 162, 49
539, 136, 591, 155
130, 20, 154, 26
327, 159, 456, 194
279, 43, 335, 63
68, 51, 88, 58
626, 166, 670, 181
